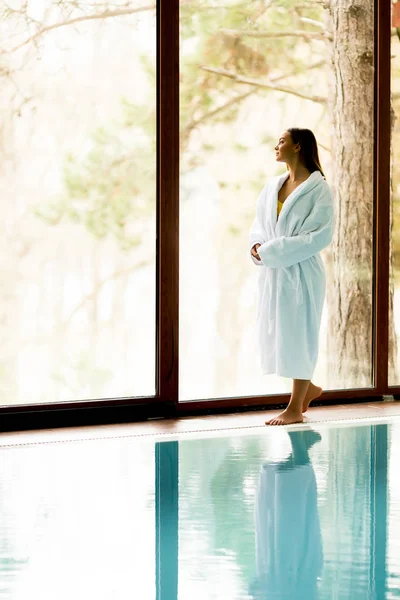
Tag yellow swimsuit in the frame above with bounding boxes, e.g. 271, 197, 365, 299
277, 200, 284, 217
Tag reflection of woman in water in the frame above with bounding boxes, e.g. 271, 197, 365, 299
250, 429, 323, 600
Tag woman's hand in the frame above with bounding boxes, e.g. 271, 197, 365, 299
251, 243, 261, 261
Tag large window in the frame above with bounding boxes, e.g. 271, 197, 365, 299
0, 0, 156, 405
179, 0, 375, 401
0, 0, 394, 420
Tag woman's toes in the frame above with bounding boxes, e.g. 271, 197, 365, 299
266, 417, 282, 426
265, 410, 303, 426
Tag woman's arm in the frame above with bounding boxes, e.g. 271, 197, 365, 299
257, 187, 334, 268
249, 184, 268, 266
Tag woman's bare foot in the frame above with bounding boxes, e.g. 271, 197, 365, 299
265, 407, 304, 426
302, 383, 322, 413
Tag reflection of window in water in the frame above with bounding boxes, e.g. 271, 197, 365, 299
250, 429, 323, 600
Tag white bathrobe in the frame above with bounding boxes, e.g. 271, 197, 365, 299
249, 170, 335, 379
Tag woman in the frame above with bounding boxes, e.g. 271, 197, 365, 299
249, 128, 335, 426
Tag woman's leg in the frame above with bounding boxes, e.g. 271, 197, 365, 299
303, 381, 323, 413
266, 378, 310, 426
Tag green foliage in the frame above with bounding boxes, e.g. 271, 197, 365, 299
50, 351, 113, 397
35, 0, 327, 245
35, 58, 156, 251
228, 224, 241, 236
180, 0, 324, 142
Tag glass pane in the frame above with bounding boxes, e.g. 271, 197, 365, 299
179, 0, 375, 400
0, 438, 155, 597
390, 9, 400, 386
0, 1, 156, 404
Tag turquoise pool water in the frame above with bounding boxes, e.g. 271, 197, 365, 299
0, 419, 399, 598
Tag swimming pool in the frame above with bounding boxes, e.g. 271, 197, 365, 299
0, 419, 398, 599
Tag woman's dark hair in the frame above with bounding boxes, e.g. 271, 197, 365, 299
287, 128, 325, 177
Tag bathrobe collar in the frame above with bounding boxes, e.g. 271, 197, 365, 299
273, 170, 324, 231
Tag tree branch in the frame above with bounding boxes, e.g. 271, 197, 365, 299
319, 142, 330, 152
299, 17, 325, 29
182, 89, 258, 141
182, 59, 326, 139
62, 260, 152, 329
295, 1, 330, 7
219, 27, 332, 42
200, 66, 327, 104
10, 4, 156, 53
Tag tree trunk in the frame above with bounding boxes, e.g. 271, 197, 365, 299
389, 102, 398, 384
326, 0, 397, 387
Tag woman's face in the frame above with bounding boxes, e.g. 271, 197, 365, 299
274, 131, 300, 163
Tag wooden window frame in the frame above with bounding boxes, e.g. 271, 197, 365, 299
0, 0, 395, 433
